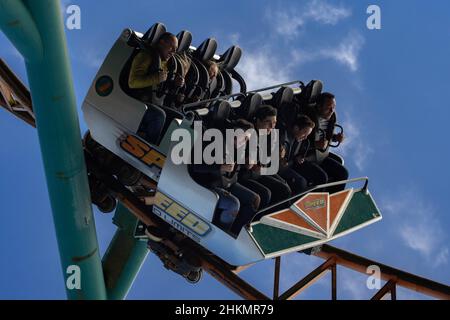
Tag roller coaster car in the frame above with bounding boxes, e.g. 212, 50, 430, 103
82, 24, 382, 268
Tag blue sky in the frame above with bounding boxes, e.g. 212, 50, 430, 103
1, 0, 449, 300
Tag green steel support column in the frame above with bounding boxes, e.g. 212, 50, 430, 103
0, 0, 43, 62
103, 203, 149, 300
0, 0, 107, 299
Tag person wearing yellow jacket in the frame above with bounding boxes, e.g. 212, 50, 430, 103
128, 32, 184, 144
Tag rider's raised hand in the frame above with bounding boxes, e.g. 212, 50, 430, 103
159, 70, 168, 83
174, 74, 185, 87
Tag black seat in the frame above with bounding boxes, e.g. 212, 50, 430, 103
271, 86, 294, 110
234, 93, 263, 121
190, 58, 210, 100
229, 69, 247, 93
207, 100, 231, 129
142, 22, 167, 45
278, 101, 298, 129
296, 80, 323, 108
176, 30, 192, 53
194, 38, 218, 62
210, 71, 226, 99
183, 62, 200, 100
221, 70, 233, 95
218, 46, 242, 71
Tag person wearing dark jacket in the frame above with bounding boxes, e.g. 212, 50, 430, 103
189, 120, 261, 236
278, 115, 314, 194
239, 105, 292, 206
301, 92, 348, 193
280, 114, 330, 190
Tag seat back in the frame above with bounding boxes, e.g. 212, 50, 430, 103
235, 93, 263, 121
195, 38, 218, 62
271, 86, 294, 110
142, 22, 167, 45
210, 71, 226, 99
221, 70, 233, 95
190, 58, 210, 100
207, 100, 231, 129
219, 46, 242, 71
184, 62, 200, 100
297, 80, 323, 108
176, 30, 193, 53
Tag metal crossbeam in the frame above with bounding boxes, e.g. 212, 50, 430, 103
278, 258, 336, 300
313, 245, 450, 300
371, 279, 397, 300
0, 59, 35, 127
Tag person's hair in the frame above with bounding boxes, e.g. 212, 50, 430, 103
255, 105, 277, 121
204, 60, 218, 70
292, 114, 315, 130
159, 32, 176, 43
233, 119, 254, 131
317, 92, 335, 107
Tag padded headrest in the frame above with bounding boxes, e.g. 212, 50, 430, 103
272, 86, 294, 109
219, 46, 242, 71
295, 80, 323, 107
195, 38, 218, 62
237, 93, 263, 120
176, 30, 193, 53
143, 23, 167, 45
208, 100, 231, 126
306, 80, 323, 104
126, 30, 143, 48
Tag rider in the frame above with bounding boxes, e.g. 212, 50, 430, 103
302, 92, 348, 193
243, 105, 293, 204
128, 32, 185, 144
279, 114, 325, 191
189, 119, 261, 236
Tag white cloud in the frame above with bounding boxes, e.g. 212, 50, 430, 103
236, 48, 291, 91
228, 33, 241, 45
292, 31, 365, 72
338, 111, 374, 172
381, 189, 449, 268
265, 0, 351, 38
268, 9, 305, 38
321, 31, 365, 72
306, 0, 352, 25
